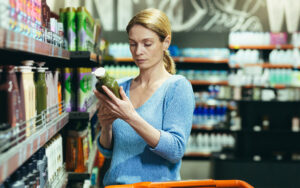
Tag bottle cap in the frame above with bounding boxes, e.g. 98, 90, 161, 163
93, 67, 106, 78
21, 60, 34, 66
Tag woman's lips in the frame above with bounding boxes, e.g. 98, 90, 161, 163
136, 59, 146, 63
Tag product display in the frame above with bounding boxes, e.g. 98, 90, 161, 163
186, 133, 235, 155
1, 2, 300, 188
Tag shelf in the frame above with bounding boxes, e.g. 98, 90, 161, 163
113, 57, 229, 64
69, 97, 99, 120
190, 80, 228, 86
174, 57, 229, 63
229, 44, 294, 50
0, 112, 69, 184
0, 28, 69, 60
233, 63, 294, 69
183, 152, 212, 160
69, 51, 101, 67
114, 57, 134, 62
217, 98, 300, 103
191, 126, 234, 133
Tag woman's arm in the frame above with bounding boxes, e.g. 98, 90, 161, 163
94, 87, 161, 148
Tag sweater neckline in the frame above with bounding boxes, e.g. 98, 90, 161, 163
127, 75, 176, 110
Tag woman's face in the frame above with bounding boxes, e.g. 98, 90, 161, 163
128, 24, 169, 71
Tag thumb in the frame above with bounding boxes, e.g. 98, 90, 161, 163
120, 86, 129, 101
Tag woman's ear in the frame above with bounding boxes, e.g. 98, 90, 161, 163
163, 35, 171, 51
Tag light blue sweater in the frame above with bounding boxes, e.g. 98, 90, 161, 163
97, 75, 195, 186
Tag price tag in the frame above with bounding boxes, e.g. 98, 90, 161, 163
30, 141, 33, 155
45, 129, 49, 141
37, 136, 41, 148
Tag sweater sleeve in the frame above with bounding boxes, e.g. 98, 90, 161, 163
96, 131, 113, 158
149, 77, 195, 163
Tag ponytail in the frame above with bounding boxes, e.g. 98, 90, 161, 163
163, 50, 176, 74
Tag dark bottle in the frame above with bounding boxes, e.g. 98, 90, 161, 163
15, 66, 26, 142
0, 123, 12, 153
11, 170, 25, 188
93, 67, 121, 99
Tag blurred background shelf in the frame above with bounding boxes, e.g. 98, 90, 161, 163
229, 44, 294, 50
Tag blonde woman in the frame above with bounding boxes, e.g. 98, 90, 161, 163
94, 8, 195, 186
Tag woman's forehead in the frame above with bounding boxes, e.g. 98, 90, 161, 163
128, 25, 159, 41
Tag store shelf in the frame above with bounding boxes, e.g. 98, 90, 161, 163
114, 57, 134, 62
69, 97, 99, 120
229, 44, 294, 50
183, 152, 212, 160
0, 112, 69, 184
69, 51, 101, 67
191, 126, 234, 133
0, 28, 70, 60
174, 57, 229, 63
233, 63, 294, 69
113, 57, 229, 64
190, 80, 229, 86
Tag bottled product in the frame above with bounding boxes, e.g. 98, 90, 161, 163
35, 66, 47, 126
0, 66, 22, 128
20, 61, 36, 137
76, 7, 94, 51
65, 7, 76, 51
64, 68, 72, 112
93, 67, 120, 99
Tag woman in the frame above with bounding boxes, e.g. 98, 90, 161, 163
94, 8, 195, 186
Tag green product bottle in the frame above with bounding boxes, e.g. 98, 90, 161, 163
35, 67, 47, 126
65, 7, 77, 51
93, 67, 120, 99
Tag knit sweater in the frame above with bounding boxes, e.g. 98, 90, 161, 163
97, 75, 195, 186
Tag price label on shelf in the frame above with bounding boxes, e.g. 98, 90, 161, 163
18, 147, 27, 165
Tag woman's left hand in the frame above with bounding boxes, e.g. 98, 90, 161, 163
93, 86, 137, 122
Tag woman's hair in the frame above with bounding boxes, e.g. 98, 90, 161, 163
126, 8, 176, 74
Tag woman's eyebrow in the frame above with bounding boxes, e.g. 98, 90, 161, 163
128, 38, 154, 42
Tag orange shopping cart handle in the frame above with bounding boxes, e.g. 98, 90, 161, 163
105, 179, 254, 188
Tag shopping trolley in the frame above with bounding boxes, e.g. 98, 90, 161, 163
105, 179, 254, 188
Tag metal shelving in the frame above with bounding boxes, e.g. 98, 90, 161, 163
0, 28, 69, 60
69, 96, 99, 121
70, 51, 102, 67
0, 110, 69, 183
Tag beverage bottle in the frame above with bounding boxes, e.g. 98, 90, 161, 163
93, 67, 120, 99
35, 66, 47, 126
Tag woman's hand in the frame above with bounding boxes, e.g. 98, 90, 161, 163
93, 86, 137, 123
97, 104, 117, 128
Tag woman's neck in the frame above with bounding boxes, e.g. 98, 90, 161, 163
135, 62, 171, 87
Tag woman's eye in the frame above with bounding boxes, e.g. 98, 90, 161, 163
145, 43, 152, 47
130, 43, 136, 47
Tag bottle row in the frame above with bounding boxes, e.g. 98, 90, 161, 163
229, 32, 289, 46
177, 70, 228, 82
192, 104, 228, 129
229, 49, 300, 66
1, 0, 66, 48
186, 133, 235, 154
219, 85, 300, 102
169, 47, 229, 59
0, 1, 102, 52
228, 68, 300, 87
0, 62, 62, 140
0, 134, 64, 188
59, 7, 101, 52
103, 65, 140, 80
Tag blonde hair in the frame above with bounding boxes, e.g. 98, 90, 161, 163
126, 8, 176, 74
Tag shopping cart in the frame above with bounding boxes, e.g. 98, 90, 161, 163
105, 179, 254, 188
